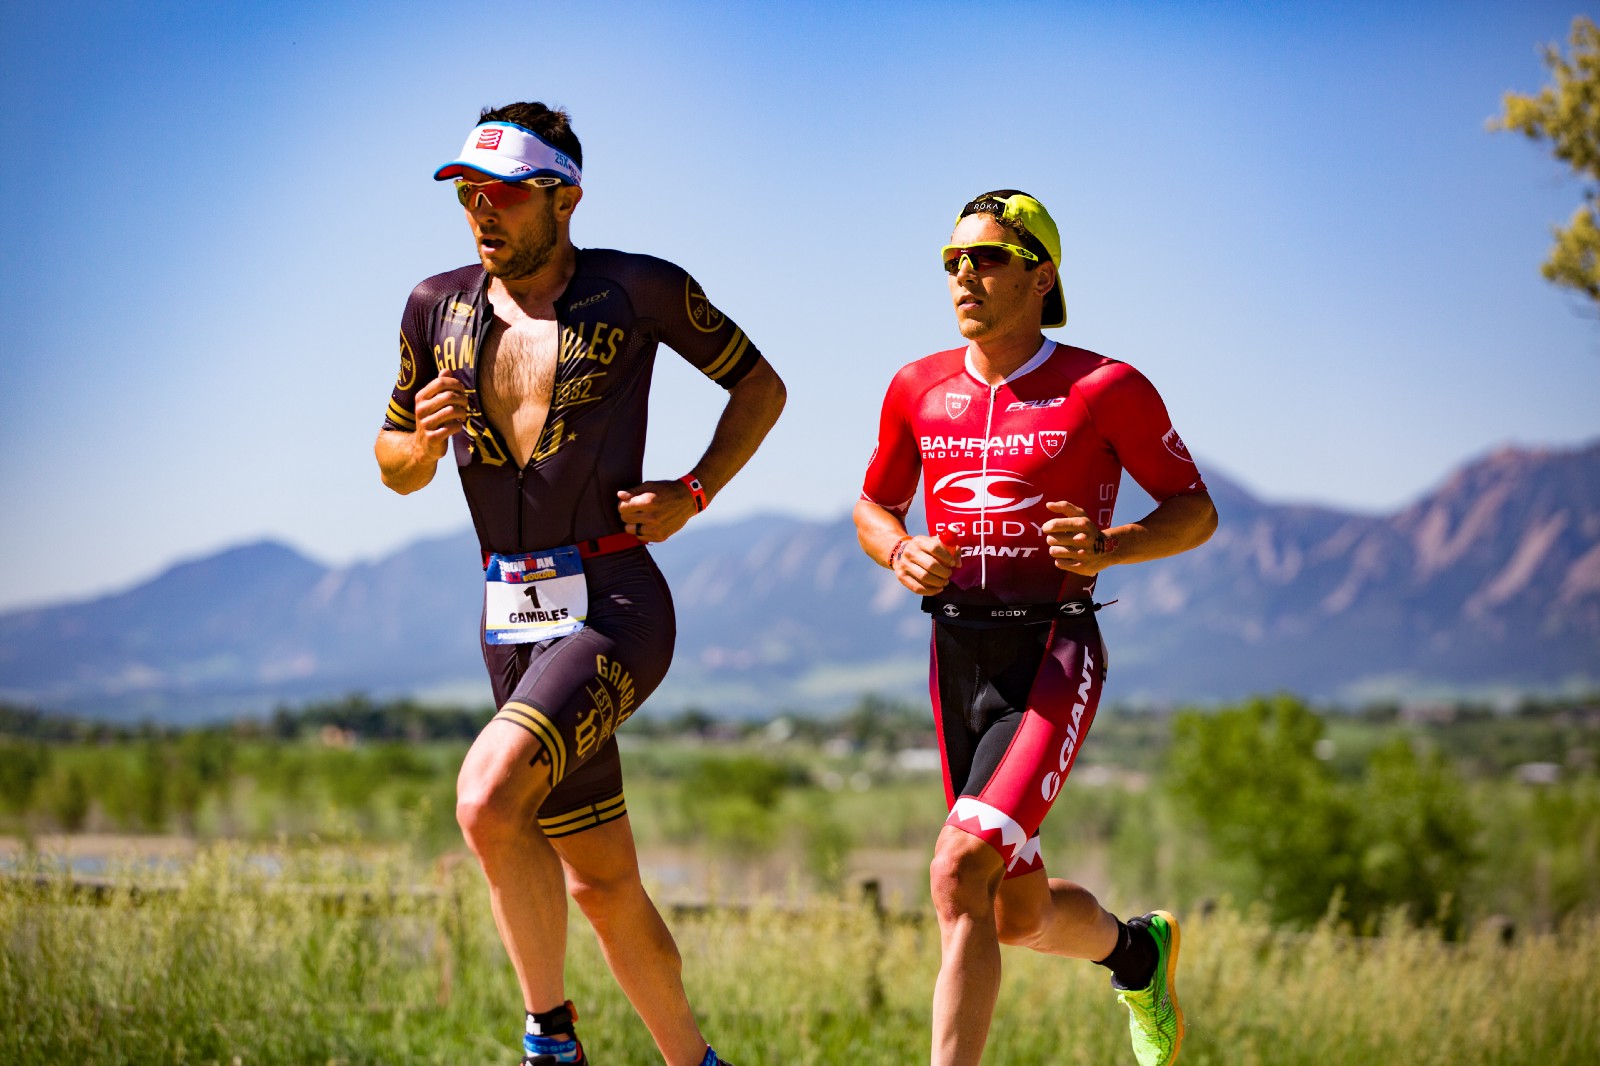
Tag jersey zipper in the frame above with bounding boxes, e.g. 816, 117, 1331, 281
515, 464, 526, 551
979, 382, 998, 590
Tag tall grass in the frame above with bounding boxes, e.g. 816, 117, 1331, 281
4, 847, 1596, 1065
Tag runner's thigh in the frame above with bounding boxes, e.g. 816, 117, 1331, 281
940, 618, 1106, 878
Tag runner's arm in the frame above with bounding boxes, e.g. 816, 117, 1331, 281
1106, 490, 1217, 566
375, 430, 440, 495
375, 374, 471, 495
853, 498, 960, 594
855, 365, 960, 592
1046, 361, 1214, 575
1043, 491, 1216, 576
684, 356, 786, 503
376, 283, 460, 495
617, 357, 785, 541
854, 498, 912, 566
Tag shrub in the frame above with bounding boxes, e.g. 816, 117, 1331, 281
1167, 695, 1479, 931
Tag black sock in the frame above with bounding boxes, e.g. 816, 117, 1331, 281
1095, 917, 1158, 990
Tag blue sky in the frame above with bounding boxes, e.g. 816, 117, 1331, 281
1, 0, 1596, 611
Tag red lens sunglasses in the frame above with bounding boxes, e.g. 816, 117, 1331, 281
454, 175, 562, 210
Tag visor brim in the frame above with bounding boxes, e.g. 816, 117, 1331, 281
434, 150, 568, 183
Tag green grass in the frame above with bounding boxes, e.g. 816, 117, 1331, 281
4, 847, 1597, 1065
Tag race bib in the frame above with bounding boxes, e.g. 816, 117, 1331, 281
484, 548, 588, 645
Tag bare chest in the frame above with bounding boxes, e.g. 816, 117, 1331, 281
480, 316, 560, 465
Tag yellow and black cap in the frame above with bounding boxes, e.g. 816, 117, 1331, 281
958, 190, 1065, 328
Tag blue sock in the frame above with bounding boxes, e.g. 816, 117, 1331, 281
525, 1003, 582, 1063
699, 1048, 721, 1066
523, 1033, 581, 1063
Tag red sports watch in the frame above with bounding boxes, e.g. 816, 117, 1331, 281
679, 474, 708, 513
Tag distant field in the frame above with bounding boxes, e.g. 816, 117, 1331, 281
5, 697, 1598, 1062
3, 695, 1598, 933
3, 848, 1597, 1065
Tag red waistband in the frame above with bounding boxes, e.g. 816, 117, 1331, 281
481, 532, 643, 569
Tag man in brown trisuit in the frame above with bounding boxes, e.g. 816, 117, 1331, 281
377, 102, 784, 1066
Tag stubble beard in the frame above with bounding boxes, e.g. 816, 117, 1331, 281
483, 202, 558, 281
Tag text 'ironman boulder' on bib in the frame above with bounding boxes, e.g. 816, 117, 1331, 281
484, 548, 588, 645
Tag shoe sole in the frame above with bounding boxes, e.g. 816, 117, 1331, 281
1152, 909, 1185, 1065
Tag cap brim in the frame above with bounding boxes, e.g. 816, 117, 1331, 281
1043, 284, 1067, 329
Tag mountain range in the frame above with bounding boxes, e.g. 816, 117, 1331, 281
2, 441, 1596, 722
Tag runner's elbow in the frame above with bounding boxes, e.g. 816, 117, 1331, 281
733, 359, 786, 420
753, 364, 788, 423
376, 458, 401, 493
1192, 494, 1219, 544
375, 439, 430, 495
851, 499, 888, 555
378, 465, 424, 495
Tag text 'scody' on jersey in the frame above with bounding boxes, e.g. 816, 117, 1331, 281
860, 341, 1207, 606
380, 250, 761, 556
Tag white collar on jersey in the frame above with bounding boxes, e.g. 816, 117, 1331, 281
964, 338, 1056, 388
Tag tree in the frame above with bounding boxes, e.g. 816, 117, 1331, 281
1166, 696, 1358, 925
1166, 696, 1479, 931
0, 740, 50, 814
1346, 739, 1478, 934
1493, 17, 1600, 306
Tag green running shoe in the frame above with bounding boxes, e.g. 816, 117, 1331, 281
1115, 910, 1184, 1066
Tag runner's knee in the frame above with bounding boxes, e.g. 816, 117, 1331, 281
929, 834, 1002, 920
566, 863, 643, 916
455, 762, 549, 850
455, 788, 519, 851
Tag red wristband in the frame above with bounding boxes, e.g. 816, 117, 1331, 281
886, 535, 913, 568
679, 474, 707, 513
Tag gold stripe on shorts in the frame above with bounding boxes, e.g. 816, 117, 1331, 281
494, 702, 567, 784
539, 792, 628, 838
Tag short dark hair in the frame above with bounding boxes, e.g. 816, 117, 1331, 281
960, 189, 1048, 265
478, 102, 583, 170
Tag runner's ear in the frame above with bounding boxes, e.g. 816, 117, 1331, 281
555, 185, 583, 218
1032, 260, 1057, 301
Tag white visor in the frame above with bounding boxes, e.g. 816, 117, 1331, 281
433, 121, 582, 185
